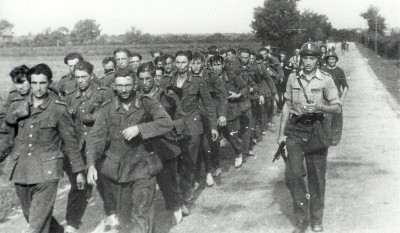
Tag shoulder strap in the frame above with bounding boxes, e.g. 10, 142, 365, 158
296, 77, 312, 104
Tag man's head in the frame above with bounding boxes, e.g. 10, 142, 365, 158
250, 51, 256, 64
295, 48, 300, 56
113, 68, 135, 100
226, 48, 236, 61
150, 50, 163, 59
102, 57, 116, 74
210, 55, 224, 76
162, 54, 175, 74
259, 48, 269, 60
137, 62, 156, 94
255, 54, 263, 64
74, 60, 94, 91
300, 42, 321, 73
154, 56, 163, 68
130, 53, 142, 70
175, 51, 191, 74
27, 63, 53, 99
64, 53, 83, 74
280, 52, 287, 62
320, 46, 327, 54
325, 51, 339, 67
155, 67, 164, 87
191, 52, 205, 75
10, 65, 30, 96
239, 48, 251, 66
114, 48, 131, 69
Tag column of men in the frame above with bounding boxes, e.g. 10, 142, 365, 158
0, 45, 294, 233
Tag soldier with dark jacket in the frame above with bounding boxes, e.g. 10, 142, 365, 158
64, 60, 116, 233
168, 50, 218, 203
86, 67, 173, 233
136, 61, 188, 224
191, 52, 227, 187
160, 54, 176, 90
1, 63, 85, 233
210, 55, 249, 169
278, 52, 294, 112
95, 56, 116, 87
56, 53, 84, 97
277, 42, 341, 233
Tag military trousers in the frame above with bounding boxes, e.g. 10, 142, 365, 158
103, 176, 156, 233
221, 118, 242, 157
239, 108, 253, 156
285, 136, 328, 225
330, 112, 343, 146
250, 99, 262, 140
261, 96, 273, 131
15, 181, 64, 233
156, 158, 184, 211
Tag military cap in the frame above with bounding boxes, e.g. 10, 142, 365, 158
324, 51, 339, 61
299, 42, 321, 57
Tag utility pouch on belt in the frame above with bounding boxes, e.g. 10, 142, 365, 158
143, 152, 163, 176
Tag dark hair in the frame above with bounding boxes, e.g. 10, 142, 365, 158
131, 53, 142, 61
154, 56, 163, 65
113, 48, 132, 58
137, 61, 156, 77
114, 67, 134, 79
192, 51, 205, 62
227, 48, 236, 55
218, 49, 226, 56
210, 55, 224, 65
64, 53, 83, 65
28, 63, 53, 82
102, 57, 116, 66
259, 47, 269, 53
150, 49, 163, 57
74, 60, 94, 74
250, 51, 257, 57
239, 48, 251, 55
162, 53, 174, 63
255, 54, 263, 61
10, 65, 30, 83
175, 50, 192, 61
155, 67, 164, 75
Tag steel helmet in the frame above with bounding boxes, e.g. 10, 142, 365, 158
299, 42, 321, 57
324, 51, 339, 61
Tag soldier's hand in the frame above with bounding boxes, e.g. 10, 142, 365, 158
122, 125, 140, 141
76, 172, 86, 190
277, 135, 286, 145
304, 103, 321, 113
217, 116, 227, 127
87, 166, 98, 186
211, 129, 219, 141
259, 95, 265, 105
228, 91, 240, 100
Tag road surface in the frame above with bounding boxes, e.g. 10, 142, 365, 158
1, 43, 399, 233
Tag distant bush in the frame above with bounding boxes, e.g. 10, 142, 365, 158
361, 32, 400, 59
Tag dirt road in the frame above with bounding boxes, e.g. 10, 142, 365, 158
1, 43, 399, 233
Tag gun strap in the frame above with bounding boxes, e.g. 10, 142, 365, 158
296, 77, 312, 104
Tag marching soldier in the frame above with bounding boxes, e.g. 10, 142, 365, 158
322, 51, 349, 145
289, 49, 301, 72
277, 42, 341, 233
86, 67, 173, 233
160, 54, 176, 90
56, 53, 84, 97
96, 56, 116, 87
1, 63, 85, 233
64, 60, 116, 233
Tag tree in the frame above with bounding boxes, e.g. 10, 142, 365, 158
0, 19, 14, 32
297, 10, 332, 42
124, 27, 143, 44
51, 27, 69, 47
71, 19, 101, 44
360, 5, 386, 35
251, 0, 300, 47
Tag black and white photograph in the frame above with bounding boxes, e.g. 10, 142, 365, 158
0, 0, 399, 232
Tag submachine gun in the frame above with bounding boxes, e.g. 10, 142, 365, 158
272, 142, 287, 163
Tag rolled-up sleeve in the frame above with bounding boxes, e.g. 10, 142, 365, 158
323, 77, 341, 105
284, 74, 295, 101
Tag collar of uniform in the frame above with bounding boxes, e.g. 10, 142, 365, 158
176, 71, 192, 83
115, 94, 142, 112
105, 70, 115, 76
299, 69, 323, 80
193, 69, 203, 78
37, 94, 52, 110
221, 70, 229, 82
75, 82, 96, 99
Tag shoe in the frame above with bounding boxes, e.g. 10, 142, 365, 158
206, 173, 214, 187
252, 139, 258, 145
104, 214, 120, 232
181, 205, 191, 216
173, 208, 183, 224
184, 188, 194, 203
261, 131, 267, 135
194, 182, 200, 190
64, 225, 77, 233
212, 168, 222, 177
248, 150, 256, 156
292, 220, 309, 233
235, 154, 243, 168
312, 223, 323, 232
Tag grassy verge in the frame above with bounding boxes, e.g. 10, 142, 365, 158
355, 43, 400, 104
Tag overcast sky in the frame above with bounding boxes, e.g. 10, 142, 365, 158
1, 0, 399, 36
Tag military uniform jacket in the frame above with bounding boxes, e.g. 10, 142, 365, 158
219, 70, 249, 121
94, 70, 115, 88
3, 94, 85, 184
159, 71, 175, 90
86, 95, 173, 183
254, 63, 277, 97
170, 72, 217, 136
56, 73, 76, 97
199, 70, 228, 119
65, 82, 114, 149
262, 55, 284, 80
